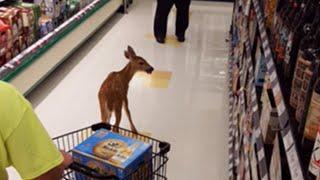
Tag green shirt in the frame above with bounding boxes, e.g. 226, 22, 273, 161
0, 81, 63, 179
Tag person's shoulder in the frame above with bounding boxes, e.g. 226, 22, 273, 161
0, 81, 22, 100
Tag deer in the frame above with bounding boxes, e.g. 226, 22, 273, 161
98, 46, 154, 133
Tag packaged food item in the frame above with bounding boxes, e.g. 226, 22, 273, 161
13, 5, 36, 46
72, 129, 152, 180
38, 0, 54, 37
290, 51, 312, 110
260, 87, 279, 144
308, 127, 320, 178
0, 7, 28, 54
270, 135, 282, 180
0, 19, 12, 66
304, 78, 320, 141
18, 2, 41, 40
67, 0, 80, 18
57, 0, 68, 25
264, 0, 277, 29
0, 8, 19, 47
254, 45, 267, 87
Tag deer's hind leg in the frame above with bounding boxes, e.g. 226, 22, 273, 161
99, 93, 111, 124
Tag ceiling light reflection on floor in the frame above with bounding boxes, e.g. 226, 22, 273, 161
134, 70, 172, 89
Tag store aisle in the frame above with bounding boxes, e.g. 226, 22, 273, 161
8, 0, 232, 179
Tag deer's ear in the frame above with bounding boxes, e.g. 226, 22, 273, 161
127, 46, 136, 57
124, 50, 131, 60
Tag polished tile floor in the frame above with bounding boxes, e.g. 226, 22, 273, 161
7, 0, 232, 179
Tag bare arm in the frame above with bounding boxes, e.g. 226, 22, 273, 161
36, 151, 72, 180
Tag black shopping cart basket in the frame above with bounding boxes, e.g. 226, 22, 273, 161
52, 123, 170, 180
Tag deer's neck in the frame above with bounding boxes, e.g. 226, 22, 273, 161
119, 63, 136, 85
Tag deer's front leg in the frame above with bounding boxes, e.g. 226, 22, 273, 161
124, 98, 138, 133
113, 102, 122, 133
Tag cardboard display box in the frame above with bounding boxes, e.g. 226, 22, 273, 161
72, 129, 152, 179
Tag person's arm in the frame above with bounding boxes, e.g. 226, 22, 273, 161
36, 151, 72, 180
5, 89, 72, 180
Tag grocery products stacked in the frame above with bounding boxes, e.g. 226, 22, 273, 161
0, 0, 94, 68
267, 0, 320, 179
229, 0, 320, 179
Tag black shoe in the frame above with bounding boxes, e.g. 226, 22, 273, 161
156, 37, 165, 44
177, 36, 185, 42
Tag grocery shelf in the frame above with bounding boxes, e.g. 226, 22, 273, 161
0, 0, 123, 94
228, 0, 305, 179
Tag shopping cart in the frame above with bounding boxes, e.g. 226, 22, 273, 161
52, 123, 171, 180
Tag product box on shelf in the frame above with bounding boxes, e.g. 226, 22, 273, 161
296, 68, 314, 123
269, 135, 282, 180
34, 0, 58, 19
14, 5, 37, 46
0, 7, 26, 55
67, 0, 80, 18
309, 127, 320, 177
254, 41, 267, 87
0, 19, 12, 66
18, 2, 41, 40
72, 129, 152, 179
260, 90, 279, 144
290, 52, 312, 110
56, 0, 68, 25
304, 83, 320, 141
39, 16, 53, 37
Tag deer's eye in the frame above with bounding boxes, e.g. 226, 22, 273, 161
139, 62, 144, 65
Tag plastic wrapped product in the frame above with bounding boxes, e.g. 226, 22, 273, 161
304, 78, 320, 141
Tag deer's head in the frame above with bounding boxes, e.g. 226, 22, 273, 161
124, 46, 154, 74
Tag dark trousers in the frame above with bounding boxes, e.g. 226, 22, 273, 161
154, 0, 191, 39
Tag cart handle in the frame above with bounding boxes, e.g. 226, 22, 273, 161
69, 162, 118, 179
159, 141, 170, 155
91, 123, 171, 155
91, 123, 112, 131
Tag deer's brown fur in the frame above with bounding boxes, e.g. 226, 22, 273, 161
98, 46, 154, 133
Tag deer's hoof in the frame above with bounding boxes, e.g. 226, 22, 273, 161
112, 126, 120, 133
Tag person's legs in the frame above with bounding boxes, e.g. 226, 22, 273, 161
174, 0, 191, 42
154, 0, 174, 43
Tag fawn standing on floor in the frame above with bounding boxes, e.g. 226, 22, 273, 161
98, 46, 154, 133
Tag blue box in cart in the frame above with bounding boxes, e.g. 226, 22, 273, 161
72, 129, 152, 180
